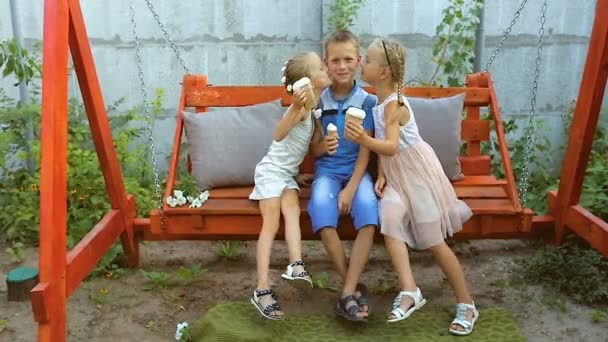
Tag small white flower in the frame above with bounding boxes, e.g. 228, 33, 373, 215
286, 84, 292, 92
281, 66, 286, 72
166, 196, 178, 208
186, 196, 194, 203
177, 196, 187, 206
173, 190, 184, 199
190, 198, 203, 208
199, 190, 210, 203
175, 322, 189, 340
314, 108, 322, 119
281, 76, 286, 83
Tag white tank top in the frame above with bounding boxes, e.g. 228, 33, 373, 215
372, 93, 422, 150
255, 109, 314, 177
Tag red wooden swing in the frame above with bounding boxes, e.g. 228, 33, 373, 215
33, 0, 608, 341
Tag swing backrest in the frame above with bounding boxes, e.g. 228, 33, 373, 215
178, 74, 494, 177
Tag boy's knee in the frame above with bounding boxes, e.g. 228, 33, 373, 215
357, 225, 376, 235
356, 193, 378, 211
319, 226, 338, 237
308, 189, 338, 213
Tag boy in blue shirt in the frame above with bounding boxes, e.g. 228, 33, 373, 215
308, 30, 378, 322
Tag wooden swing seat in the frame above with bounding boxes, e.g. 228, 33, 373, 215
144, 72, 534, 241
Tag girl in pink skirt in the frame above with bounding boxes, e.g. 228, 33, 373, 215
345, 37, 479, 336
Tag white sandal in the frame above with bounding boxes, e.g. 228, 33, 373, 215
281, 260, 313, 288
387, 287, 427, 323
448, 302, 479, 336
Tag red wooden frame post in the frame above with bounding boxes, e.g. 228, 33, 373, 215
34, 1, 140, 340
554, 0, 608, 245
34, 0, 70, 341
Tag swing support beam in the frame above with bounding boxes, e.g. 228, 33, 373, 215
32, 0, 608, 341
33, 1, 138, 341
550, 0, 608, 255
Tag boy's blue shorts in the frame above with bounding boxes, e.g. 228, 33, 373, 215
307, 172, 379, 233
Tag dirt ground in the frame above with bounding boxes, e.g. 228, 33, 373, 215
1, 239, 607, 342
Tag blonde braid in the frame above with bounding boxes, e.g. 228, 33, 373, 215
388, 40, 406, 106
374, 38, 407, 106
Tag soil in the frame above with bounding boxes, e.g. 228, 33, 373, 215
1, 239, 607, 342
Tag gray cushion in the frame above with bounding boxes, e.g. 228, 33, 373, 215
182, 99, 284, 190
407, 93, 465, 181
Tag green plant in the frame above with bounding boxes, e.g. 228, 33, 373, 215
90, 244, 128, 279
579, 115, 608, 221
215, 241, 243, 260
140, 269, 176, 290
0, 38, 40, 85
88, 287, 113, 307
0, 81, 161, 246
371, 279, 394, 295
515, 237, 608, 305
177, 263, 208, 285
326, 0, 366, 32
427, 0, 483, 86
311, 271, 338, 291
590, 309, 608, 323
0, 318, 9, 333
481, 104, 608, 219
5, 242, 25, 263
176, 322, 191, 341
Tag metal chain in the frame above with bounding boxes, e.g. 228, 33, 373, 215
518, 0, 547, 207
142, 0, 191, 74
484, 0, 529, 72
129, 0, 165, 228
484, 0, 529, 160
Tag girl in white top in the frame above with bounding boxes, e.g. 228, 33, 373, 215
249, 52, 331, 320
346, 38, 478, 336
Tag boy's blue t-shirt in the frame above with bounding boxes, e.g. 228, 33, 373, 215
315, 82, 377, 177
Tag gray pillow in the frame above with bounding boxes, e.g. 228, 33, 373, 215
182, 99, 284, 190
407, 93, 465, 181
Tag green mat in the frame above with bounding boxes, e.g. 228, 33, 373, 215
189, 302, 526, 342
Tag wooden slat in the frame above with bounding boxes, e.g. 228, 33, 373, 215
455, 186, 507, 198
142, 211, 547, 241
66, 209, 123, 297
549, 191, 608, 257
565, 205, 608, 257
483, 73, 522, 212
207, 175, 509, 200
402, 87, 490, 106
464, 75, 483, 156
183, 76, 491, 108
209, 184, 506, 200
164, 195, 516, 216
461, 119, 490, 142
555, 0, 608, 244
38, 0, 69, 340
31, 283, 51, 324
452, 175, 506, 186
463, 198, 517, 214
159, 76, 192, 234
460, 155, 492, 175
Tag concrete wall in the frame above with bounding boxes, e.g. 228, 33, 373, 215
1, 0, 606, 171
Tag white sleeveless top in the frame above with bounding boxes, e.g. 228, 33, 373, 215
373, 93, 422, 150
254, 109, 314, 178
